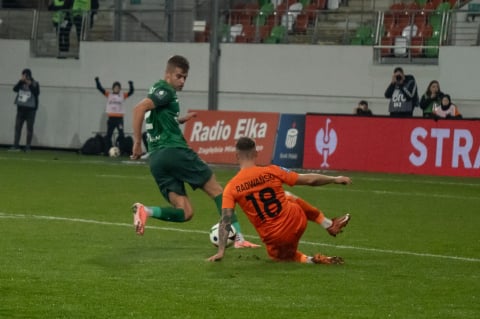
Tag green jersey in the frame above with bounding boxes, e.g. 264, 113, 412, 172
145, 80, 189, 151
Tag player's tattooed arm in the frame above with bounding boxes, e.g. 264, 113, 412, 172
207, 208, 234, 262
218, 208, 234, 248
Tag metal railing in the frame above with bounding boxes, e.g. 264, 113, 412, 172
0, 7, 478, 61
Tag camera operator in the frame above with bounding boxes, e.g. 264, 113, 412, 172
384, 67, 418, 117
10, 68, 40, 152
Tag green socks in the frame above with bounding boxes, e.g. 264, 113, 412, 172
150, 206, 186, 222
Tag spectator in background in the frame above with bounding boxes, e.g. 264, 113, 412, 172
95, 77, 134, 153
10, 69, 40, 152
420, 80, 444, 118
433, 94, 462, 119
354, 100, 373, 116
384, 67, 418, 118
70, 0, 91, 46
48, 0, 71, 55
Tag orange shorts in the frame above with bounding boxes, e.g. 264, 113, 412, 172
263, 203, 307, 262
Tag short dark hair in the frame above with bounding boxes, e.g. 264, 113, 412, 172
359, 100, 368, 107
167, 55, 190, 73
22, 68, 32, 79
236, 137, 256, 152
393, 67, 404, 74
112, 81, 121, 89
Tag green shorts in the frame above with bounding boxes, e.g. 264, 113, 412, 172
149, 147, 213, 201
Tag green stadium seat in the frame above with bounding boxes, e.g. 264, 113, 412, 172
428, 13, 442, 29
265, 25, 287, 43
299, 0, 312, 8
416, 0, 427, 7
425, 36, 439, 57
436, 2, 451, 12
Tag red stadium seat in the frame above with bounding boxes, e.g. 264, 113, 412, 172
417, 24, 433, 38
381, 37, 394, 56
383, 12, 396, 29
410, 36, 424, 56
293, 13, 309, 34
413, 12, 428, 27
386, 24, 403, 37
397, 11, 412, 28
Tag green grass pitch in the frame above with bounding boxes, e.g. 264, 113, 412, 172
0, 149, 479, 319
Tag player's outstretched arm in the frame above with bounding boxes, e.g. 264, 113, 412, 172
178, 112, 197, 124
207, 208, 235, 262
94, 77, 106, 95
296, 174, 352, 187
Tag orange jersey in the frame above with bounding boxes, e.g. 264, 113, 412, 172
223, 165, 303, 241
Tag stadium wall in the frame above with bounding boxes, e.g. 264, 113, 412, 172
0, 39, 479, 149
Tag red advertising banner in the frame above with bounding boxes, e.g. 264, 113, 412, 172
303, 114, 480, 177
183, 110, 280, 165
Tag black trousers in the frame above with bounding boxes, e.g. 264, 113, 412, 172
105, 117, 124, 151
14, 108, 36, 147
54, 15, 82, 52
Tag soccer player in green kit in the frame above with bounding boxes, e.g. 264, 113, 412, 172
130, 55, 259, 248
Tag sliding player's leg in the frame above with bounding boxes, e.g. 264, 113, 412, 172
285, 191, 350, 237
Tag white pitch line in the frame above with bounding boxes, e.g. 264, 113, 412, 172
0, 212, 478, 263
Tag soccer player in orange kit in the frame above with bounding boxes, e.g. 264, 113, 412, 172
208, 136, 351, 264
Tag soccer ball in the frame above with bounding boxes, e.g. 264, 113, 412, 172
209, 223, 237, 247
108, 146, 120, 157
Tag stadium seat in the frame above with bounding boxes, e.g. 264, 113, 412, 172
230, 3, 246, 24
394, 36, 408, 57
423, 1, 436, 11
293, 13, 309, 34
299, 0, 312, 8
436, 2, 451, 12
244, 3, 260, 17
237, 14, 253, 26
266, 14, 278, 27
193, 20, 207, 42
425, 36, 440, 57
428, 13, 442, 30
416, 0, 428, 7
380, 37, 394, 56
406, 2, 420, 11
389, 2, 406, 12
352, 25, 373, 45
417, 24, 433, 37
259, 2, 275, 17
410, 36, 424, 56
240, 24, 256, 42
413, 12, 428, 27
304, 3, 320, 25
259, 25, 272, 42
397, 11, 412, 28
265, 25, 287, 43
229, 24, 243, 42
383, 12, 396, 29
275, 2, 289, 16
386, 24, 403, 37
431, 0, 443, 9
402, 24, 418, 40
254, 14, 266, 26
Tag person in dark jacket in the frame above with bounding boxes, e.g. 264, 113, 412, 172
11, 68, 40, 151
419, 80, 444, 118
384, 67, 419, 117
354, 100, 373, 116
